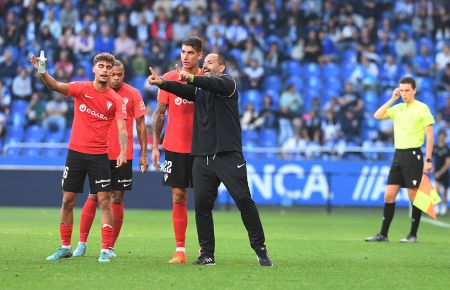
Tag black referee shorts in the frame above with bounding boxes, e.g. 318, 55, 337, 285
162, 150, 194, 188
387, 148, 424, 189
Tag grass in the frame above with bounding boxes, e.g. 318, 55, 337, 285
1, 206, 450, 289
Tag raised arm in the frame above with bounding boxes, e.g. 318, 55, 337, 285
135, 115, 148, 173
29, 55, 69, 95
151, 102, 166, 170
374, 88, 400, 120
147, 66, 196, 101
189, 75, 236, 97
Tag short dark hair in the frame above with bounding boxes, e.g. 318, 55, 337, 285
181, 37, 203, 52
114, 59, 124, 67
399, 76, 416, 89
93, 52, 115, 66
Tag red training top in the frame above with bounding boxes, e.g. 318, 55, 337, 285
157, 69, 202, 153
108, 82, 146, 160
66, 81, 127, 154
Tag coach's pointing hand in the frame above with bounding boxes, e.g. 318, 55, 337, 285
148, 67, 164, 86
176, 64, 193, 82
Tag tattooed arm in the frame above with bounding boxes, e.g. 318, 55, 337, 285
116, 119, 128, 168
151, 102, 167, 170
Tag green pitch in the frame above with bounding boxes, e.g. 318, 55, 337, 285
1, 206, 450, 289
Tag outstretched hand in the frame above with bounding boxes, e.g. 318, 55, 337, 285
147, 67, 164, 86
28, 55, 40, 70
176, 64, 193, 82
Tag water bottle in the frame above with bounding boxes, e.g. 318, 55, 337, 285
38, 50, 46, 74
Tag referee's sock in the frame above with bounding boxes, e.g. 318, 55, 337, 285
79, 198, 98, 243
409, 205, 422, 237
380, 202, 396, 237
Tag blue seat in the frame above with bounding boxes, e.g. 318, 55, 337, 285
42, 148, 63, 157
304, 63, 321, 77
263, 75, 282, 93
11, 100, 29, 114
65, 127, 72, 142
131, 76, 147, 96
25, 125, 45, 142
341, 49, 357, 63
243, 141, 258, 160
4, 126, 24, 143
281, 60, 302, 77
10, 112, 27, 127
285, 75, 303, 92
22, 147, 41, 157
242, 90, 263, 111
306, 76, 321, 91
242, 129, 259, 144
322, 63, 340, 78
45, 131, 65, 143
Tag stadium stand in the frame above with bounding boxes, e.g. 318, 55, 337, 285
0, 0, 449, 160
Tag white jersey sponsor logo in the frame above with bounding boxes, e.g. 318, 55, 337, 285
79, 104, 108, 120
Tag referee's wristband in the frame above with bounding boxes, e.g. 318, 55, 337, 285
426, 158, 432, 163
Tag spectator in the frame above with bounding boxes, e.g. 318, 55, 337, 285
0, 49, 17, 85
321, 110, 341, 146
150, 7, 173, 42
380, 54, 400, 89
131, 45, 148, 77
339, 83, 363, 118
40, 9, 62, 39
280, 15, 300, 48
172, 13, 192, 45
254, 95, 278, 130
59, 28, 77, 52
279, 84, 303, 115
350, 56, 379, 90
42, 92, 68, 133
242, 39, 264, 67
340, 110, 361, 144
394, 0, 415, 24
434, 6, 450, 43
205, 14, 226, 40
225, 17, 248, 49
55, 50, 74, 81
71, 66, 89, 82
304, 110, 322, 143
291, 38, 305, 61
304, 29, 323, 63
26, 92, 46, 126
243, 59, 265, 89
1, 11, 20, 46
265, 42, 282, 75
437, 63, 450, 92
436, 44, 450, 71
135, 14, 150, 43
114, 29, 137, 58
73, 28, 94, 61
95, 24, 115, 54
240, 103, 259, 131
412, 7, 434, 37
413, 43, 434, 77
24, 12, 39, 44
280, 130, 306, 160
60, 1, 79, 30
395, 30, 417, 63
0, 80, 11, 137
439, 97, 450, 123
12, 67, 32, 101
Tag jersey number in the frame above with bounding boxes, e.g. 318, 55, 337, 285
63, 166, 69, 179
163, 161, 172, 174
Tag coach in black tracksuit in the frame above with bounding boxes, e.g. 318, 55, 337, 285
148, 53, 272, 266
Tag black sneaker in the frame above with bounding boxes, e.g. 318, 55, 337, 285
399, 234, 417, 243
364, 233, 388, 242
193, 254, 215, 265
255, 247, 273, 266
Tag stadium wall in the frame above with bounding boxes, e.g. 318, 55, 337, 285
1, 157, 418, 209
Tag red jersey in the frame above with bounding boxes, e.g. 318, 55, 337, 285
66, 81, 127, 154
108, 83, 146, 160
158, 69, 202, 153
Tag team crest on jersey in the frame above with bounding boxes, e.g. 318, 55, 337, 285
123, 97, 129, 105
106, 101, 112, 110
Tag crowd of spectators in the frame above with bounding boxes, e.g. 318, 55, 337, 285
0, 0, 449, 160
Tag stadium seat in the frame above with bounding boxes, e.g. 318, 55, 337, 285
304, 63, 321, 77
242, 90, 263, 111
131, 76, 147, 96
322, 63, 340, 78
42, 148, 63, 157
4, 125, 24, 143
281, 60, 302, 77
24, 125, 45, 142
305, 76, 321, 91
45, 130, 65, 143
242, 129, 259, 144
11, 100, 28, 114
263, 75, 282, 93
285, 75, 303, 92
22, 147, 41, 157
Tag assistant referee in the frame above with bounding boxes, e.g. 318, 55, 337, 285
365, 76, 434, 243
148, 53, 272, 266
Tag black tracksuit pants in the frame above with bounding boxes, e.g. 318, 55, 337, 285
193, 151, 266, 256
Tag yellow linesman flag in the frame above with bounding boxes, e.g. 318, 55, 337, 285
413, 175, 441, 220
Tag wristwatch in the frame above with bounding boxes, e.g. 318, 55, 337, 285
426, 158, 432, 163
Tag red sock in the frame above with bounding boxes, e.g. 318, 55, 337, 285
110, 202, 124, 248
172, 202, 187, 248
60, 223, 73, 247
79, 198, 98, 243
101, 224, 113, 250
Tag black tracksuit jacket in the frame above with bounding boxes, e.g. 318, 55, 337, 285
158, 74, 241, 156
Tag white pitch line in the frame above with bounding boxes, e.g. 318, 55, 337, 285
422, 217, 450, 228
